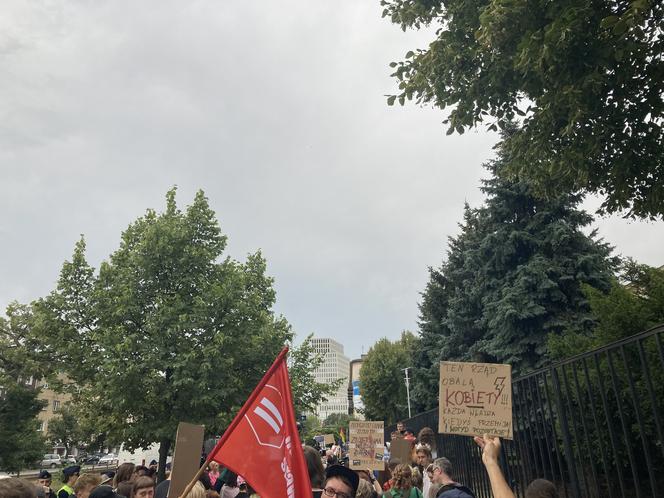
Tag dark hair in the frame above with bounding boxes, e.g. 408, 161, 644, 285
133, 476, 155, 495
224, 471, 238, 488
198, 472, 211, 490
525, 479, 558, 498
116, 482, 133, 498
134, 465, 150, 477
304, 445, 325, 488
324, 475, 354, 494
417, 427, 437, 450
0, 478, 37, 498
114, 463, 136, 487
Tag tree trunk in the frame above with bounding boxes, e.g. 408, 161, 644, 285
157, 438, 171, 483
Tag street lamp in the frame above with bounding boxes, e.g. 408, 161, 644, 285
402, 367, 412, 419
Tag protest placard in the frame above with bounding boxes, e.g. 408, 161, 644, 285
324, 434, 336, 446
438, 361, 513, 439
389, 437, 413, 465
168, 422, 205, 498
348, 421, 384, 471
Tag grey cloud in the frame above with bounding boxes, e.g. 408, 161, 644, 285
1, 1, 661, 359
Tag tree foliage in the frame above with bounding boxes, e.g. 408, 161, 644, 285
359, 331, 418, 425
0, 385, 46, 472
383, 0, 664, 218
412, 141, 616, 411
0, 303, 50, 472
0, 302, 52, 383
47, 405, 85, 456
550, 260, 664, 359
33, 189, 296, 476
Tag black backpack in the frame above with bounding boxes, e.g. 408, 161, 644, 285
436, 483, 476, 498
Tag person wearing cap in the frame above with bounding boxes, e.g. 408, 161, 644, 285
324, 465, 359, 498
37, 470, 57, 498
98, 477, 111, 487
99, 473, 114, 487
58, 466, 80, 498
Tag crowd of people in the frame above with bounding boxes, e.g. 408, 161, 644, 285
0, 424, 558, 498
307, 422, 559, 498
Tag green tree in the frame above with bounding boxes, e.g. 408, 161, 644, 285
0, 385, 46, 473
300, 414, 322, 448
0, 302, 52, 382
289, 334, 341, 416
359, 331, 418, 425
0, 303, 50, 472
319, 413, 357, 446
34, 188, 293, 480
47, 405, 84, 456
383, 0, 664, 218
412, 140, 616, 410
550, 260, 664, 358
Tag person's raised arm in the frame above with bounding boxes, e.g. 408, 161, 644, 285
473, 434, 515, 498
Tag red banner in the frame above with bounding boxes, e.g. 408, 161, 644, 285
208, 347, 312, 498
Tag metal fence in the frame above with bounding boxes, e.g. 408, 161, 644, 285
388, 324, 664, 498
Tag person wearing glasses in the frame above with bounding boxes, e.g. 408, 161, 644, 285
323, 465, 359, 498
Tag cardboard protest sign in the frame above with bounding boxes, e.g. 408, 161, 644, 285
348, 421, 384, 471
389, 437, 413, 464
324, 434, 336, 446
168, 422, 205, 498
438, 361, 513, 439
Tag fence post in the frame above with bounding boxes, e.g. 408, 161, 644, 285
551, 368, 581, 498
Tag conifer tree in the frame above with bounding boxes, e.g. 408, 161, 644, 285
413, 141, 616, 410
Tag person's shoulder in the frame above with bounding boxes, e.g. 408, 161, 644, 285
412, 487, 424, 498
436, 484, 475, 498
154, 479, 170, 498
57, 490, 69, 498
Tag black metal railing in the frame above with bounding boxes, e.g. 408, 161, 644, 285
388, 324, 664, 498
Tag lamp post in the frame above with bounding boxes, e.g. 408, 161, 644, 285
402, 367, 412, 419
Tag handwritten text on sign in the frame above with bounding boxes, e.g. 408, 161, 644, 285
348, 421, 384, 471
438, 361, 513, 439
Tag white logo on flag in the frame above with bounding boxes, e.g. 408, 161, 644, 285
254, 397, 284, 434
244, 384, 287, 449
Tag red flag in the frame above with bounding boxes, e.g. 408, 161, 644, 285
208, 347, 312, 498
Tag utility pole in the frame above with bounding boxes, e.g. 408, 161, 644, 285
402, 367, 412, 419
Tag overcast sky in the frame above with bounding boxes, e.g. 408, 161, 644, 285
1, 1, 662, 360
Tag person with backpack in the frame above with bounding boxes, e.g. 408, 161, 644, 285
429, 458, 475, 498
382, 464, 423, 498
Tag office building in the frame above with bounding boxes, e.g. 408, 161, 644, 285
310, 337, 350, 420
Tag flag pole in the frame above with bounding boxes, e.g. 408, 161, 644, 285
177, 347, 290, 498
